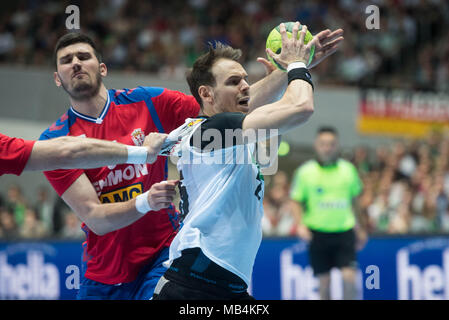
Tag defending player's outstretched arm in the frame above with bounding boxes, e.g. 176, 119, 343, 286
24, 133, 167, 171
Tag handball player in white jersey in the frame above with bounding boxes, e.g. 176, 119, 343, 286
153, 22, 344, 300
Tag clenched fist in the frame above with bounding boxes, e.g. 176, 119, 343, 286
143, 133, 168, 164
146, 179, 179, 211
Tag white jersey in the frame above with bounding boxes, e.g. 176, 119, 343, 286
168, 115, 265, 285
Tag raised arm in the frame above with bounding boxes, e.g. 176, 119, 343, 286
243, 23, 320, 138
243, 71, 314, 135
248, 68, 287, 112
25, 133, 167, 171
247, 26, 343, 112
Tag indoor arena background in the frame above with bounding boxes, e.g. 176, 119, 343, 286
0, 0, 448, 300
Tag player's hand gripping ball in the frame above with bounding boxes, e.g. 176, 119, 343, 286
266, 22, 315, 71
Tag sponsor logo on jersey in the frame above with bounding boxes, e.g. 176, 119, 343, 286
92, 164, 149, 194
99, 182, 143, 203
318, 200, 349, 210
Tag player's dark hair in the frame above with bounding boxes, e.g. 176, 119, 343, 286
54, 33, 102, 67
186, 42, 242, 109
317, 126, 338, 136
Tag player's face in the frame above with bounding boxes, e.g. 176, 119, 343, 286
315, 132, 339, 163
210, 58, 250, 114
54, 43, 106, 101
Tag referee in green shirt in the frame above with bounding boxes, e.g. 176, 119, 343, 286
290, 126, 367, 300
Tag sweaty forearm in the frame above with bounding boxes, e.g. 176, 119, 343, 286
59, 137, 129, 168
26, 137, 131, 170
243, 79, 314, 137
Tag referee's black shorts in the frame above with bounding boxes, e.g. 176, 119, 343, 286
308, 228, 357, 276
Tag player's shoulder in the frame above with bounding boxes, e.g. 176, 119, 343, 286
290, 160, 317, 189
337, 159, 360, 178
207, 112, 245, 121
39, 111, 72, 141
152, 87, 195, 105
202, 112, 246, 129
293, 160, 318, 181
298, 159, 319, 172
110, 86, 165, 105
111, 86, 193, 104
0, 133, 11, 143
337, 158, 357, 170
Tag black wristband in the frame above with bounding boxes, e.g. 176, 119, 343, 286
287, 67, 314, 90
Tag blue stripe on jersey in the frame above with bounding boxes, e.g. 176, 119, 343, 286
39, 111, 75, 140
137, 87, 165, 134
113, 86, 162, 102
81, 235, 89, 277
166, 204, 180, 231
145, 98, 165, 134
112, 86, 165, 133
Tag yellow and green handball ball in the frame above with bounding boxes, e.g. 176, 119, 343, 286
266, 22, 315, 71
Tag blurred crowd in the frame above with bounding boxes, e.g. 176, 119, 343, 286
0, 0, 448, 90
0, 186, 84, 240
262, 131, 449, 237
356, 131, 449, 234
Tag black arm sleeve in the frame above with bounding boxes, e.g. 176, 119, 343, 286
189, 112, 247, 151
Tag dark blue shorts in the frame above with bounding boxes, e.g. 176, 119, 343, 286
76, 247, 169, 300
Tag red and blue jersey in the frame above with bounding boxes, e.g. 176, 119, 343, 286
39, 86, 200, 284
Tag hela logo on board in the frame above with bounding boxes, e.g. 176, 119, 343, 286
0, 251, 59, 299
280, 248, 319, 300
397, 246, 449, 300
279, 243, 372, 300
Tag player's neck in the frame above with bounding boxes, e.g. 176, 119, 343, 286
316, 157, 338, 167
70, 85, 108, 118
200, 104, 219, 117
